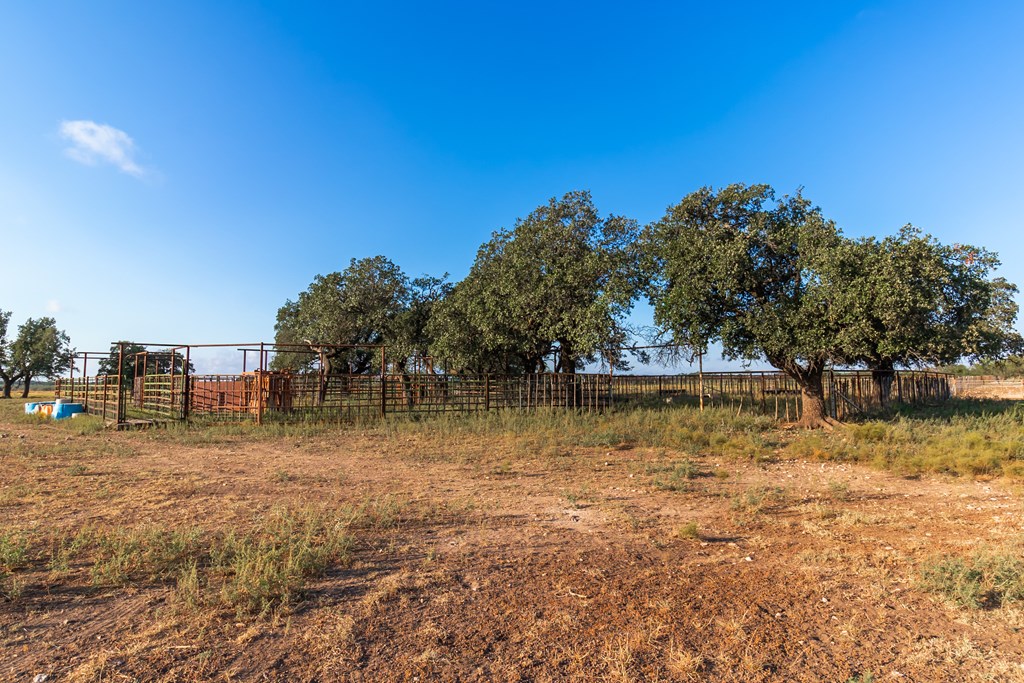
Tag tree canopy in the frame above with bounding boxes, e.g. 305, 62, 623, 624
272, 256, 450, 374
640, 184, 851, 427
0, 310, 17, 398
639, 184, 1022, 425
428, 190, 640, 374
827, 226, 1022, 399
260, 184, 1020, 427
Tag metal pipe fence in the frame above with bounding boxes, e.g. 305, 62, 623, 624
55, 368, 952, 427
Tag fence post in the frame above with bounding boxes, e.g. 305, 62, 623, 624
116, 342, 125, 426
379, 346, 387, 418
484, 373, 490, 411
83, 353, 89, 410
182, 346, 191, 422
169, 350, 176, 419
140, 352, 148, 409
257, 342, 265, 425
698, 352, 704, 412
759, 373, 766, 414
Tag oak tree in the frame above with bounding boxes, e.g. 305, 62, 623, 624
830, 226, 1022, 402
641, 184, 846, 428
428, 190, 639, 374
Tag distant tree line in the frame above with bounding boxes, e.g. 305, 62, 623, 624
0, 312, 73, 399
935, 357, 1024, 378
95, 342, 195, 384
274, 185, 1022, 428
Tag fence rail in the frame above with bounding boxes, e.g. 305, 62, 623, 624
55, 369, 952, 427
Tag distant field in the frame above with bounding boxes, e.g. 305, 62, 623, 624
2, 394, 1024, 681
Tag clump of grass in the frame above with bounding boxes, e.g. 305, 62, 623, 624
211, 506, 354, 616
48, 527, 97, 577
563, 486, 591, 509
919, 551, 1024, 609
66, 463, 89, 476
0, 532, 29, 570
489, 460, 513, 476
676, 522, 701, 539
26, 505, 359, 617
846, 673, 875, 683
0, 531, 30, 598
786, 402, 1024, 479
827, 480, 850, 501
91, 526, 205, 586
358, 494, 403, 530
54, 414, 106, 435
271, 468, 297, 483
730, 485, 788, 516
653, 460, 705, 492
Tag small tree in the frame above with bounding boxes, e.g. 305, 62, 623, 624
641, 184, 847, 428
0, 310, 23, 399
9, 317, 73, 397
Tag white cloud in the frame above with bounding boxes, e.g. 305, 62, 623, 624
59, 120, 144, 176
46, 299, 61, 313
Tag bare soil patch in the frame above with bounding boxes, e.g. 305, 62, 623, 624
2, 407, 1023, 681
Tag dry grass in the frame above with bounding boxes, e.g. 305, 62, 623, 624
4, 392, 1024, 680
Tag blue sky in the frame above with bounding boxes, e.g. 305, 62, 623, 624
2, 1, 1022, 373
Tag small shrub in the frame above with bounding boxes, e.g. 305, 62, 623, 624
850, 423, 889, 444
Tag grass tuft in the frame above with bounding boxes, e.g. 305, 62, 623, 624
676, 521, 701, 539
4, 504, 360, 617
919, 550, 1024, 609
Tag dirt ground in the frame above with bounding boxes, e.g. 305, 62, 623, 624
2, 407, 1024, 682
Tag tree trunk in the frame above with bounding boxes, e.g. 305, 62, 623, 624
870, 362, 895, 408
21, 376, 32, 398
796, 369, 834, 429
1, 378, 12, 399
